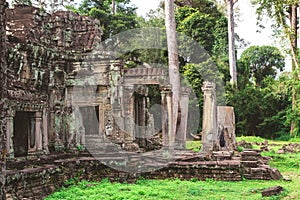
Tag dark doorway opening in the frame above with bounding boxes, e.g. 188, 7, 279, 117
13, 111, 35, 157
79, 106, 99, 135
134, 92, 144, 138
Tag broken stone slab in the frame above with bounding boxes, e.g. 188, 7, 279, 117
267, 168, 282, 180
217, 106, 237, 151
261, 186, 283, 197
241, 150, 259, 156
250, 167, 267, 174
212, 151, 233, 157
277, 149, 285, 154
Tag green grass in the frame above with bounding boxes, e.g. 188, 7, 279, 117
46, 137, 300, 200
185, 140, 201, 152
46, 176, 300, 200
46, 178, 299, 200
236, 136, 266, 143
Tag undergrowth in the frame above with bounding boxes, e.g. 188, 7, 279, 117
45, 137, 300, 200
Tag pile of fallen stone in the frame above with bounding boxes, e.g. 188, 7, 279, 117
238, 139, 300, 154
277, 143, 300, 154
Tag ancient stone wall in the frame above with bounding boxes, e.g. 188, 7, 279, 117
5, 5, 104, 155
0, 1, 8, 199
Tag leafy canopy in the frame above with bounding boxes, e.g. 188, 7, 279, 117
75, 0, 139, 41
239, 45, 284, 86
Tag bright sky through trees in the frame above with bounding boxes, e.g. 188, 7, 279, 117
7, 0, 290, 71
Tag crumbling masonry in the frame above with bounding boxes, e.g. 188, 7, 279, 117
0, 5, 282, 199
4, 5, 189, 158
0, 1, 8, 199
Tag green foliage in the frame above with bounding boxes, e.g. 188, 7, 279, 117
252, 0, 300, 136
46, 140, 300, 199
236, 136, 266, 143
76, 144, 84, 152
237, 146, 244, 152
186, 141, 201, 152
75, 0, 139, 41
239, 46, 285, 87
46, 162, 300, 199
175, 2, 228, 62
262, 150, 300, 172
228, 71, 294, 138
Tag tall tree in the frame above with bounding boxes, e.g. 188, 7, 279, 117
0, 1, 7, 199
289, 4, 297, 135
239, 45, 285, 87
76, 0, 138, 41
224, 0, 238, 86
253, 0, 299, 135
165, 0, 181, 146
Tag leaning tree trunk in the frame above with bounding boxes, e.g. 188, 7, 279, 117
0, 1, 7, 199
225, 0, 237, 86
290, 4, 298, 136
165, 0, 181, 146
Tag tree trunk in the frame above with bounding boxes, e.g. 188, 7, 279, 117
0, 1, 7, 199
112, 0, 116, 15
225, 0, 237, 86
165, 0, 181, 146
290, 5, 298, 136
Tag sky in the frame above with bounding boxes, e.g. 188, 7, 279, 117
130, 0, 274, 52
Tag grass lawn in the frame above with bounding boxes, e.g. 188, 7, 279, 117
45, 137, 300, 200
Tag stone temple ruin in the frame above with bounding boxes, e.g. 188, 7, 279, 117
0, 4, 282, 199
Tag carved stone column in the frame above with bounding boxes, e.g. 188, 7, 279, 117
6, 109, 15, 158
112, 99, 124, 131
161, 87, 173, 147
201, 82, 218, 154
42, 108, 49, 153
123, 85, 134, 142
98, 102, 105, 136
176, 87, 191, 148
28, 116, 36, 153
35, 112, 43, 152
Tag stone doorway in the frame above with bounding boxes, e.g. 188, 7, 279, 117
79, 106, 100, 135
13, 111, 35, 157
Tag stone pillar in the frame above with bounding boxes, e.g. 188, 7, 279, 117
35, 112, 43, 152
42, 108, 49, 153
140, 95, 146, 138
161, 89, 168, 146
48, 90, 56, 150
161, 87, 173, 147
123, 85, 134, 142
28, 117, 36, 153
99, 102, 105, 136
6, 109, 14, 158
176, 87, 191, 148
217, 106, 237, 151
201, 81, 219, 154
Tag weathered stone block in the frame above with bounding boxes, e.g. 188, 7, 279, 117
262, 186, 283, 197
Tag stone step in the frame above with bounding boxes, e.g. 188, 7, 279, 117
241, 161, 258, 168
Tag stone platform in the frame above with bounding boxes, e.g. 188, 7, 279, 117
5, 149, 281, 199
